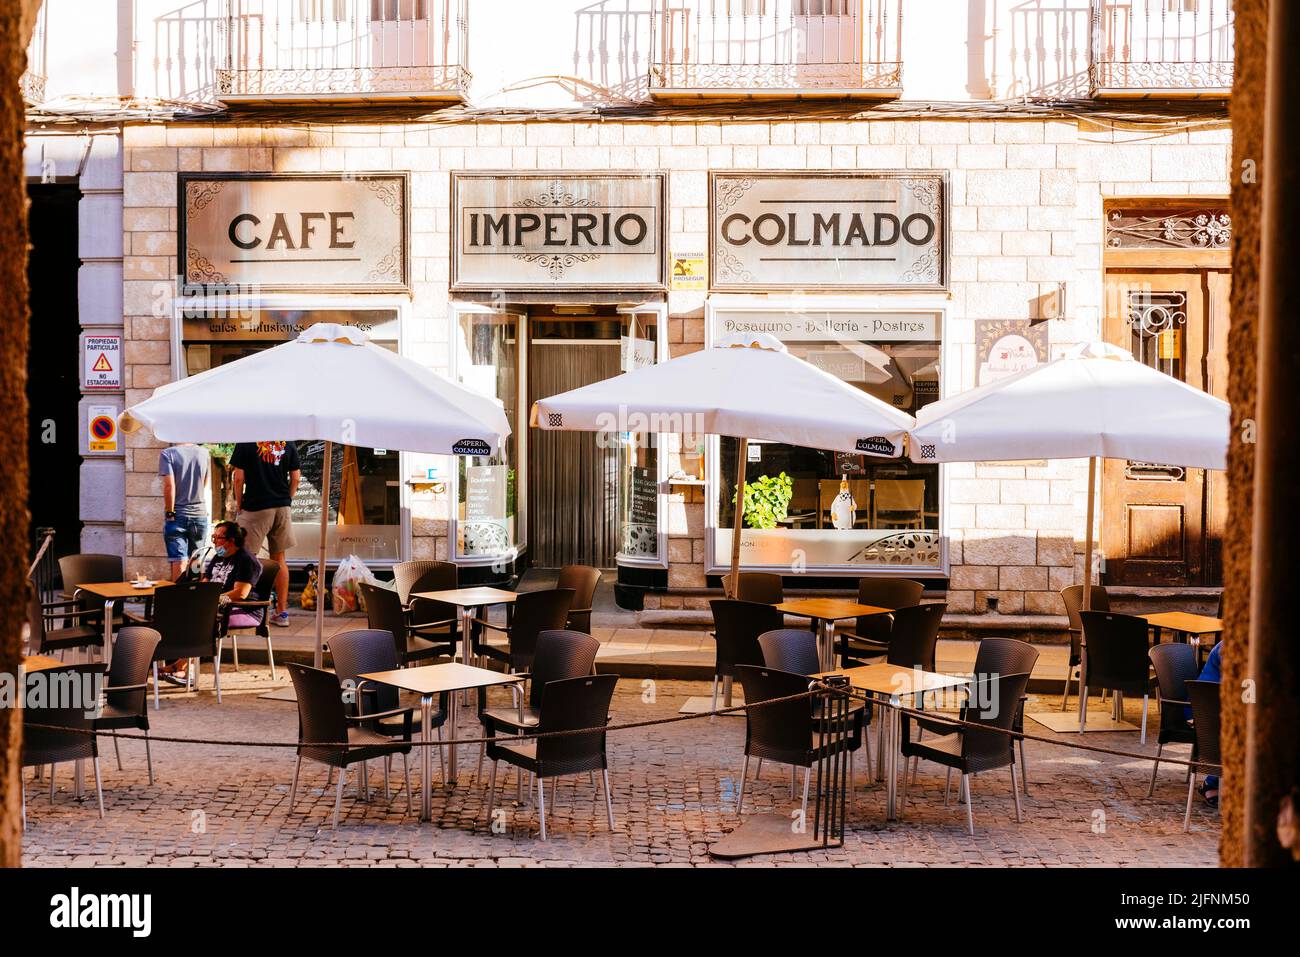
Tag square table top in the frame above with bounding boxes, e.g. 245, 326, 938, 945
359, 661, 524, 696
775, 598, 891, 621
1141, 612, 1223, 635
22, 655, 66, 672
815, 662, 971, 699
412, 586, 517, 608
76, 580, 174, 600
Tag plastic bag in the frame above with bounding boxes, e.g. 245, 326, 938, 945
332, 554, 379, 615
300, 564, 317, 611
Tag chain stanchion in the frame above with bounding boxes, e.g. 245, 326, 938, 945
811, 675, 851, 847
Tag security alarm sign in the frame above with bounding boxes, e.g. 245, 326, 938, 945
82, 334, 122, 391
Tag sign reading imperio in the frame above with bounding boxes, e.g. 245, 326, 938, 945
710, 171, 948, 292
452, 172, 667, 290
180, 173, 408, 292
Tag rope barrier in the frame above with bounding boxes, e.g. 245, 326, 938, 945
21, 677, 1213, 771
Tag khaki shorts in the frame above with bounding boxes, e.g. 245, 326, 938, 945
237, 506, 296, 556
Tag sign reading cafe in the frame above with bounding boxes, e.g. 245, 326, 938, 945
709, 171, 948, 292
180, 173, 409, 292
452, 172, 667, 290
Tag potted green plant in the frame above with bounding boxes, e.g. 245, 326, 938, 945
732, 472, 793, 530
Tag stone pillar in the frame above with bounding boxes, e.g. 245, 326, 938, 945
1244, 0, 1300, 866
1222, 0, 1267, 868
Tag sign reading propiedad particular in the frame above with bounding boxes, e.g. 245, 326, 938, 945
87, 405, 118, 453
82, 334, 122, 391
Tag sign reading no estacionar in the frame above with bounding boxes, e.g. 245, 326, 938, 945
710, 171, 948, 292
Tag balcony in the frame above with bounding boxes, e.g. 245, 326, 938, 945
22, 0, 48, 106
1090, 0, 1233, 97
217, 0, 470, 104
648, 0, 902, 100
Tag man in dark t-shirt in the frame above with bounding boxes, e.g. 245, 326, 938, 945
231, 441, 301, 627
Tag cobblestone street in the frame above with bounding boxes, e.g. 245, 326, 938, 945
21, 670, 1219, 867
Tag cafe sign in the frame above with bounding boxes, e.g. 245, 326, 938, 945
709, 171, 948, 292
451, 172, 667, 291
180, 173, 409, 292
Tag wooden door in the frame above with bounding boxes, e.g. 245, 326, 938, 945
1102, 270, 1217, 585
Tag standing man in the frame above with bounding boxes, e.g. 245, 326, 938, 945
231, 441, 301, 627
160, 442, 211, 581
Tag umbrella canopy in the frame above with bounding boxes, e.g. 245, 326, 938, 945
124, 324, 509, 452
908, 341, 1229, 469
531, 332, 914, 596
531, 332, 914, 456
907, 341, 1230, 712
123, 323, 511, 668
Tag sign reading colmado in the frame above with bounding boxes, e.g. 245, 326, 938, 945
710, 171, 948, 292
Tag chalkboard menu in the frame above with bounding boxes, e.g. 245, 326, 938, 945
629, 467, 656, 526
293, 440, 344, 523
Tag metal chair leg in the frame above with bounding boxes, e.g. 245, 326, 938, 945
383, 755, 391, 801
265, 633, 276, 680
737, 754, 750, 815
486, 760, 498, 827
290, 756, 302, 809
962, 774, 974, 835
144, 731, 154, 786
1148, 743, 1164, 797
800, 766, 811, 827
1183, 771, 1196, 832
1010, 763, 1023, 823
602, 769, 616, 830
537, 774, 548, 840
152, 662, 160, 710
402, 753, 412, 814
232, 635, 240, 671
944, 768, 952, 807
1060, 665, 1073, 710
333, 767, 346, 831
213, 653, 221, 703
899, 754, 911, 812
112, 733, 122, 771
1140, 694, 1149, 745
1018, 739, 1030, 795
92, 757, 105, 819
710, 675, 718, 718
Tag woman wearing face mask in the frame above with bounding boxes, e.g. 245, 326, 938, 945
160, 521, 263, 683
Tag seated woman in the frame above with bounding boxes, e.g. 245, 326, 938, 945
159, 521, 263, 684
1196, 640, 1223, 807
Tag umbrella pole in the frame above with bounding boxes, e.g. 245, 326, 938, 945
315, 440, 332, 669
727, 439, 748, 599
1082, 455, 1096, 612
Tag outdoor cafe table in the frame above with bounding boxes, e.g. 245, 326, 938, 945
814, 662, 971, 821
1141, 611, 1223, 649
75, 580, 173, 667
775, 598, 892, 673
358, 661, 524, 822
411, 586, 517, 680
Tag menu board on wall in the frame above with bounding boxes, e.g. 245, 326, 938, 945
623, 466, 658, 558
180, 173, 409, 292
292, 440, 344, 524
710, 171, 948, 292
975, 319, 1049, 386
463, 464, 511, 555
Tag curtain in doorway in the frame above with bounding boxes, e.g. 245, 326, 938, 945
528, 341, 621, 568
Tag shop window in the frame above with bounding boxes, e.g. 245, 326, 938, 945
616, 309, 662, 564
453, 310, 521, 561
710, 304, 943, 572
180, 306, 403, 564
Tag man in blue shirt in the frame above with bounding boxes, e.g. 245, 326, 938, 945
1196, 640, 1222, 805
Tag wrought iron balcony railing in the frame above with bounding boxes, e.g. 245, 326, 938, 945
1090, 0, 1233, 97
217, 0, 470, 102
22, 0, 48, 106
649, 0, 902, 98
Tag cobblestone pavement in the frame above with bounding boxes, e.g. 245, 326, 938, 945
21, 669, 1219, 867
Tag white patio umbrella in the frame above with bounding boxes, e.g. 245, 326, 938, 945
530, 332, 915, 594
122, 324, 511, 667
908, 340, 1230, 616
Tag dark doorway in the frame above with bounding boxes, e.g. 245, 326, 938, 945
27, 183, 83, 559
526, 308, 622, 568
